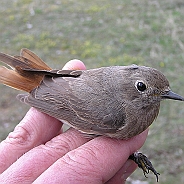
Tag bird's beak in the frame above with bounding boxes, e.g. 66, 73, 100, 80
161, 90, 184, 101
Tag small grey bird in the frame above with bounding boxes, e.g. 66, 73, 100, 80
0, 48, 183, 181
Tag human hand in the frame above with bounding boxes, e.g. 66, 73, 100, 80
0, 60, 148, 184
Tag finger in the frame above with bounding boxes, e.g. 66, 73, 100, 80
107, 131, 150, 184
62, 59, 86, 70
106, 160, 137, 184
0, 128, 91, 183
33, 129, 148, 184
0, 108, 62, 173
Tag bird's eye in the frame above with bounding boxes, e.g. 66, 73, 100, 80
136, 81, 147, 92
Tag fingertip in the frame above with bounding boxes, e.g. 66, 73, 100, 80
121, 160, 137, 182
107, 160, 137, 184
62, 59, 86, 70
126, 129, 149, 155
131, 128, 149, 144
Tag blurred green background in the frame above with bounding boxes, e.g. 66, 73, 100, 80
0, 0, 184, 183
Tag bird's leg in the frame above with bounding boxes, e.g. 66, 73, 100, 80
129, 152, 160, 182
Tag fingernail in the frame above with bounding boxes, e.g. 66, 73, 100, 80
121, 160, 137, 181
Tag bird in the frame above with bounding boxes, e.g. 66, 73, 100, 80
0, 48, 183, 181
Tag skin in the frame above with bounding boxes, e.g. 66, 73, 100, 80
0, 60, 148, 184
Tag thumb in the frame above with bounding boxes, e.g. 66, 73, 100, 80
62, 59, 86, 70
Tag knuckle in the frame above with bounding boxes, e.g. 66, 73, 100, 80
61, 146, 102, 178
43, 137, 73, 158
44, 128, 88, 156
4, 124, 34, 147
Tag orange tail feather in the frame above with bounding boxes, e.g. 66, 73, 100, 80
0, 49, 52, 92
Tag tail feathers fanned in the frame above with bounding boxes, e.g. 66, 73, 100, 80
0, 66, 43, 92
0, 49, 52, 92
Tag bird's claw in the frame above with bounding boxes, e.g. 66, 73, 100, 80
129, 152, 160, 182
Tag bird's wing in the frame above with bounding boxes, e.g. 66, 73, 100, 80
18, 70, 126, 135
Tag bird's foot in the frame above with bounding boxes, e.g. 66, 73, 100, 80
129, 152, 160, 182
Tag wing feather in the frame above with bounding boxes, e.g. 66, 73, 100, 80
18, 67, 127, 136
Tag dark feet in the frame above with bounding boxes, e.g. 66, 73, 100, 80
129, 152, 160, 182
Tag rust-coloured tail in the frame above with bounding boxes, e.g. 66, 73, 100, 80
0, 49, 52, 92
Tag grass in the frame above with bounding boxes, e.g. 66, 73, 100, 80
0, 0, 184, 183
